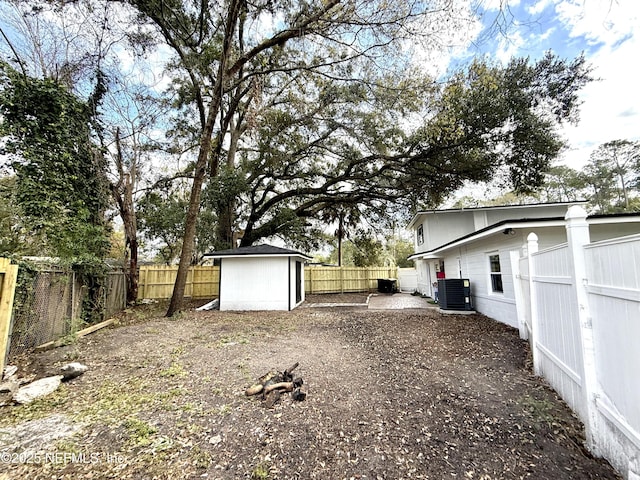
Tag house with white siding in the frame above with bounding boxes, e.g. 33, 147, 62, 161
408, 202, 640, 328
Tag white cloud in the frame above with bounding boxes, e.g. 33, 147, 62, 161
495, 30, 525, 64
554, 1, 640, 168
527, 0, 554, 16
555, 0, 639, 46
559, 35, 639, 168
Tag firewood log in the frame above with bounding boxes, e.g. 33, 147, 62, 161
263, 381, 294, 394
264, 389, 281, 408
245, 384, 264, 396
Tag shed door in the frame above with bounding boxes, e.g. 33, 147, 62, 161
295, 261, 302, 303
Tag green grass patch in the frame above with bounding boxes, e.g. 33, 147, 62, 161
0, 385, 69, 426
518, 395, 557, 427
160, 361, 188, 378
123, 417, 157, 447
77, 378, 155, 425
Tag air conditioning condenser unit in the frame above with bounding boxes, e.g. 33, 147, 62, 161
438, 279, 472, 311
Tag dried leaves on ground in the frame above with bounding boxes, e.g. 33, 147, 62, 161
0, 299, 620, 479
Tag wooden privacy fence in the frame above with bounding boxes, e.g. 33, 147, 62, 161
513, 206, 640, 480
137, 265, 399, 299
0, 258, 19, 372
305, 266, 397, 294
137, 265, 220, 300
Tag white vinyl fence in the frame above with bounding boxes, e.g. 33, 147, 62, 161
397, 268, 418, 292
514, 206, 640, 480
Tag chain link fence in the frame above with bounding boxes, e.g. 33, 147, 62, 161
7, 267, 126, 363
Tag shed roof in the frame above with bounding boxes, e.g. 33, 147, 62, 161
204, 244, 312, 260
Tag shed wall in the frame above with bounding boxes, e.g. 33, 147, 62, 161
289, 259, 305, 309
220, 257, 289, 311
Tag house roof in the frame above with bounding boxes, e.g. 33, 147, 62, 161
408, 211, 640, 261
203, 244, 312, 260
406, 200, 588, 230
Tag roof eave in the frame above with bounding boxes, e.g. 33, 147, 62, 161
407, 211, 640, 262
203, 253, 312, 260
408, 218, 567, 260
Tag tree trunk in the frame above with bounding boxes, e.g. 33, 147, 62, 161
112, 129, 140, 305
166, 0, 243, 316
337, 211, 345, 267
127, 237, 138, 303
215, 102, 243, 250
216, 202, 235, 249
166, 102, 219, 316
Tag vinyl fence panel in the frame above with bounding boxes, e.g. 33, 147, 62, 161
585, 234, 640, 469
531, 243, 586, 420
512, 210, 640, 479
397, 268, 418, 292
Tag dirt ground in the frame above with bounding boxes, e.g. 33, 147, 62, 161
0, 296, 621, 480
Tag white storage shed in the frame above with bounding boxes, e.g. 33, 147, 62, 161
204, 244, 312, 311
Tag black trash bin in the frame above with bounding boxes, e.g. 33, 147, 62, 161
377, 278, 397, 293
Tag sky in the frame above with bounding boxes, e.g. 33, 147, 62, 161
467, 0, 639, 170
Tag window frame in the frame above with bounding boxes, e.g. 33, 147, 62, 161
488, 252, 504, 294
417, 224, 424, 245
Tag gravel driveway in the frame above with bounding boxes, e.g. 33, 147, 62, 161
0, 299, 620, 479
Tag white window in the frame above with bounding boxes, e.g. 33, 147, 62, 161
417, 225, 424, 245
488, 253, 503, 293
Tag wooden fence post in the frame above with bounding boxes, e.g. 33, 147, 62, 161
138, 267, 146, 300
0, 258, 19, 372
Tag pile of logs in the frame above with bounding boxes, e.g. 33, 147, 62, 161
245, 362, 307, 408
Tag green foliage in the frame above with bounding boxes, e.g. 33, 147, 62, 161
325, 233, 415, 267
230, 52, 592, 247
351, 235, 384, 267
539, 166, 585, 203
585, 140, 640, 212
251, 463, 270, 480
0, 61, 111, 260
535, 140, 640, 214
390, 238, 415, 268
124, 417, 158, 447
0, 175, 44, 255
137, 185, 218, 264
138, 190, 188, 264
408, 53, 590, 200
0, 62, 113, 324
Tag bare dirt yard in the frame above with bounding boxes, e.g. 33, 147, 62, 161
0, 296, 620, 480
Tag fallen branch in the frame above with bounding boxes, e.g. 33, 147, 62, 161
35, 319, 117, 352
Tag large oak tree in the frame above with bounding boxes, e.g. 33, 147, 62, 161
21, 0, 590, 315
123, 0, 488, 315
227, 53, 591, 250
